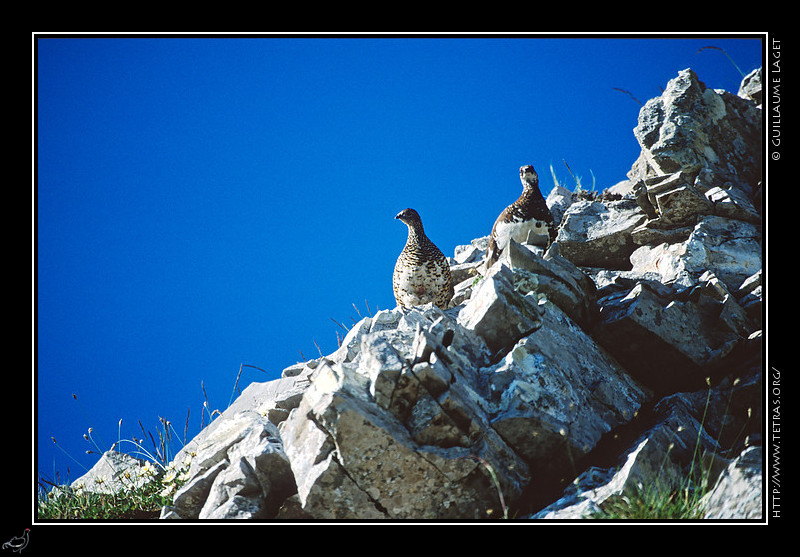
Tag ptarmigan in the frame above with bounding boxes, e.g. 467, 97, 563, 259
483, 164, 556, 272
393, 208, 454, 310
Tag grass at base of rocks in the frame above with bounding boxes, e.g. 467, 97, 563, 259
37, 474, 177, 520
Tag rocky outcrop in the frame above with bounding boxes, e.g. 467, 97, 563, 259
69, 67, 763, 521
627, 68, 761, 191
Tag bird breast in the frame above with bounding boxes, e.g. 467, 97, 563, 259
492, 217, 551, 250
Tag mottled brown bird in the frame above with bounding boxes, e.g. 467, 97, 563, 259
393, 208, 454, 310
484, 164, 556, 272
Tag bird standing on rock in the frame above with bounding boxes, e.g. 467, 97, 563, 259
393, 208, 454, 310
483, 164, 557, 272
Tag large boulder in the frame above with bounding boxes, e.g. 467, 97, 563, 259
702, 445, 762, 519
555, 198, 647, 269
627, 68, 762, 192
457, 263, 545, 356
534, 369, 760, 519
165, 411, 295, 519
628, 215, 761, 292
481, 301, 650, 474
279, 307, 529, 519
592, 271, 759, 394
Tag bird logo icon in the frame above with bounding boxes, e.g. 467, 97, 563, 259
2, 529, 29, 553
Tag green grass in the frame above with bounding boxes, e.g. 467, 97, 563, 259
592, 465, 711, 520
37, 458, 191, 520
594, 486, 706, 519
589, 377, 754, 520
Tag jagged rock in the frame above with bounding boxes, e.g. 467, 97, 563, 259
457, 262, 545, 355
627, 68, 762, 192
495, 239, 598, 329
170, 411, 295, 519
704, 184, 761, 223
605, 179, 637, 199
702, 445, 762, 519
555, 198, 647, 269
634, 171, 713, 227
735, 270, 762, 327
481, 302, 650, 474
738, 67, 763, 105
628, 215, 761, 291
534, 370, 760, 519
279, 329, 529, 519
628, 168, 761, 246
453, 237, 488, 264
592, 270, 758, 394
272, 298, 650, 519
545, 183, 574, 227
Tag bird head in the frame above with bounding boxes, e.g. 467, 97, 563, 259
519, 165, 539, 189
395, 208, 423, 227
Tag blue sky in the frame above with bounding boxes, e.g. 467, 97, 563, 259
34, 34, 764, 487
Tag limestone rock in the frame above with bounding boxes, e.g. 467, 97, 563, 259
68, 450, 155, 495
279, 330, 528, 519
482, 302, 650, 473
628, 215, 761, 291
457, 262, 545, 355
495, 239, 598, 329
170, 411, 295, 519
592, 272, 757, 394
545, 183, 574, 227
702, 446, 762, 519
555, 199, 647, 269
534, 372, 760, 519
628, 68, 762, 192
738, 67, 763, 105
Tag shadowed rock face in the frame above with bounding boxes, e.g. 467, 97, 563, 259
69, 66, 760, 521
